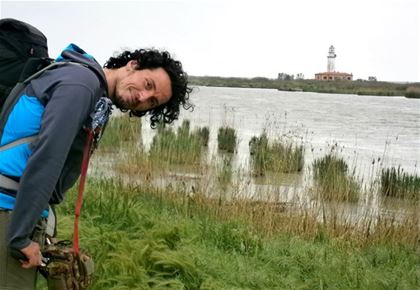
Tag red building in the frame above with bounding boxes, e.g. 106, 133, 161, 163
315, 72, 353, 81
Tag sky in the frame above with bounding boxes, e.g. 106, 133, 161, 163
1, 0, 419, 82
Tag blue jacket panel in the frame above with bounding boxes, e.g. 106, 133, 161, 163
0, 95, 44, 177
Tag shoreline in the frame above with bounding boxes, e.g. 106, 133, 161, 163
189, 76, 420, 98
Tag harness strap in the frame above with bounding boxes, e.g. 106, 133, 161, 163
73, 129, 94, 254
0, 135, 38, 152
0, 174, 19, 191
0, 135, 38, 191
72, 97, 112, 254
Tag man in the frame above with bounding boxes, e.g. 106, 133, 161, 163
0, 43, 192, 289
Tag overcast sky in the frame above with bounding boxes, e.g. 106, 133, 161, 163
1, 0, 419, 82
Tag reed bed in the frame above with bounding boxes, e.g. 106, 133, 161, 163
98, 114, 141, 150
196, 126, 210, 147
217, 126, 237, 153
312, 153, 360, 202
72, 117, 420, 289
249, 132, 304, 176
149, 120, 203, 166
380, 166, 420, 199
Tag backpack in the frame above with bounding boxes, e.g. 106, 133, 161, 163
0, 18, 52, 109
0, 18, 66, 147
0, 21, 112, 281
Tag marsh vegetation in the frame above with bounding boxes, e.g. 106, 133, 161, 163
190, 76, 420, 98
38, 114, 419, 289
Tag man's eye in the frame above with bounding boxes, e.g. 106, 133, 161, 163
146, 81, 152, 89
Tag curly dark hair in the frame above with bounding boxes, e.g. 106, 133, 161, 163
104, 49, 193, 128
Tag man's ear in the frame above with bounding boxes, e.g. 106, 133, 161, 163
127, 60, 139, 71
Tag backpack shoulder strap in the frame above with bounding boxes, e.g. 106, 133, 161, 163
0, 62, 84, 150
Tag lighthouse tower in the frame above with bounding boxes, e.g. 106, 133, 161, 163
327, 45, 336, 72
315, 45, 353, 80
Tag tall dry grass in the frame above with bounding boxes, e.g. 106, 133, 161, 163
95, 118, 419, 248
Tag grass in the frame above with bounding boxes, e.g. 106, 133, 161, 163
312, 153, 360, 202
48, 117, 419, 289
216, 155, 233, 191
98, 115, 141, 150
196, 127, 210, 147
217, 126, 237, 153
106, 119, 213, 185
189, 76, 420, 97
36, 178, 419, 290
149, 120, 203, 166
249, 132, 304, 176
380, 166, 420, 199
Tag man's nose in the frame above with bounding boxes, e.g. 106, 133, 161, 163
139, 91, 153, 102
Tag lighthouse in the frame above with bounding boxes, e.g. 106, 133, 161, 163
315, 45, 353, 81
327, 45, 336, 72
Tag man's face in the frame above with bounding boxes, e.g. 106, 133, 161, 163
113, 64, 172, 112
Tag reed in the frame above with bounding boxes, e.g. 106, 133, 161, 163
312, 153, 360, 202
108, 122, 212, 181
149, 120, 203, 166
217, 126, 237, 153
216, 155, 233, 190
80, 117, 419, 288
196, 126, 210, 147
249, 132, 304, 176
95, 118, 417, 247
98, 115, 141, 150
249, 133, 269, 176
380, 166, 420, 199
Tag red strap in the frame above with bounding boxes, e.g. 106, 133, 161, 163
73, 130, 94, 254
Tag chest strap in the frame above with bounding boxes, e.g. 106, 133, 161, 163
0, 134, 38, 191
0, 135, 38, 153
0, 174, 19, 191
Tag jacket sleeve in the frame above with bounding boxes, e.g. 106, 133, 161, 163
8, 81, 95, 250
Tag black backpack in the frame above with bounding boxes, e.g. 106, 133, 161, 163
0, 18, 52, 108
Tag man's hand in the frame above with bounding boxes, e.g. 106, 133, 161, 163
19, 241, 43, 268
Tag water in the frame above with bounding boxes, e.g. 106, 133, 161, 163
143, 86, 420, 176
104, 86, 420, 226
161, 86, 419, 224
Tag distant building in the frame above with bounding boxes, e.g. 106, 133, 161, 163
315, 71, 353, 81
368, 76, 377, 81
315, 45, 353, 81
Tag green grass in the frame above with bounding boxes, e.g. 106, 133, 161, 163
217, 126, 237, 153
216, 155, 233, 191
249, 133, 304, 176
196, 127, 210, 147
99, 115, 141, 150
46, 118, 419, 289
380, 166, 420, 199
313, 154, 360, 202
37, 178, 419, 290
149, 120, 203, 166
189, 76, 420, 97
